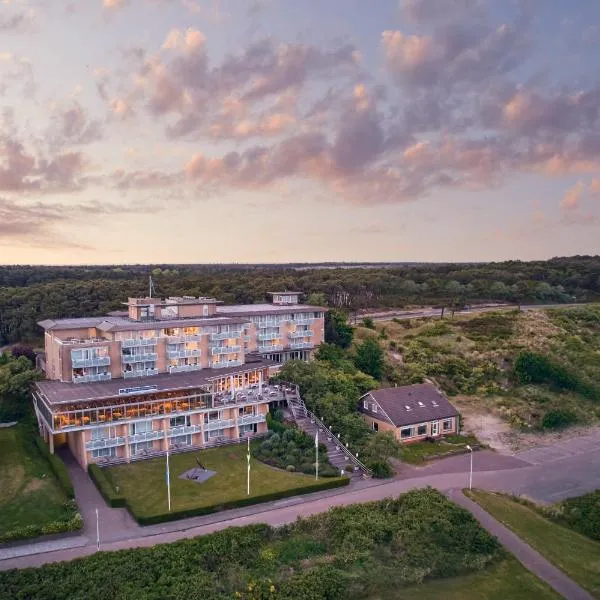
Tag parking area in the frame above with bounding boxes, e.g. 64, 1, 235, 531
514, 430, 600, 465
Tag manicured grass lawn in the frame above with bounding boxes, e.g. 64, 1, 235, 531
0, 425, 71, 537
466, 489, 600, 597
399, 434, 480, 464
390, 557, 560, 600
106, 442, 345, 519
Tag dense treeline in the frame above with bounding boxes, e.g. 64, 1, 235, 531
1, 256, 600, 344
0, 489, 503, 600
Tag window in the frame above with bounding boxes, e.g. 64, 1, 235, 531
204, 411, 221, 423
363, 400, 369, 409
417, 424, 427, 436
169, 434, 192, 447
203, 305, 209, 316
170, 415, 190, 428
91, 426, 115, 440
372, 421, 378, 432
372, 404, 378, 413
442, 419, 453, 431
204, 429, 225, 441
132, 440, 154, 455
92, 447, 116, 459
400, 427, 414, 439
130, 420, 152, 435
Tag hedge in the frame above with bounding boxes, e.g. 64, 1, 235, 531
131, 476, 350, 526
33, 436, 75, 499
88, 464, 126, 508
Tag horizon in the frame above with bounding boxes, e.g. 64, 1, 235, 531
2, 0, 600, 264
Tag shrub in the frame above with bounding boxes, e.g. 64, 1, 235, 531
33, 437, 74, 499
286, 465, 296, 472
361, 317, 376, 329
88, 464, 126, 507
368, 460, 393, 478
541, 409, 578, 429
556, 490, 600, 541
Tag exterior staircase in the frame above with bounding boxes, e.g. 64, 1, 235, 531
282, 383, 371, 478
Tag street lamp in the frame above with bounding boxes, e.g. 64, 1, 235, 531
466, 445, 473, 490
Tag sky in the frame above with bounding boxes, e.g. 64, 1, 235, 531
1, 0, 600, 265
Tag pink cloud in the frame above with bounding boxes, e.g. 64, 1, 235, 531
560, 181, 585, 211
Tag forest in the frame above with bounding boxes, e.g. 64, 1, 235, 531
1, 256, 600, 344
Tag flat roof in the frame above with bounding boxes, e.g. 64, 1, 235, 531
35, 357, 278, 405
217, 304, 325, 316
267, 291, 302, 295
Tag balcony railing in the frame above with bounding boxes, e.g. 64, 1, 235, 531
211, 360, 243, 369
129, 429, 165, 443
71, 356, 110, 368
168, 364, 202, 374
211, 345, 241, 355
123, 368, 159, 379
289, 318, 315, 325
204, 419, 234, 431
72, 372, 111, 384
122, 353, 158, 364
289, 341, 314, 350
121, 338, 158, 348
167, 349, 201, 359
257, 331, 280, 341
258, 344, 284, 352
288, 330, 314, 339
210, 332, 241, 341
85, 436, 126, 450
237, 413, 266, 426
257, 321, 282, 329
167, 424, 203, 437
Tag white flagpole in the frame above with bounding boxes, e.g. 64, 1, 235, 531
95, 508, 100, 551
247, 436, 251, 495
166, 447, 171, 512
315, 430, 319, 480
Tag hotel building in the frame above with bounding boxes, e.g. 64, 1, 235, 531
33, 291, 325, 468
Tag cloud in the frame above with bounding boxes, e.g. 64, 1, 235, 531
49, 100, 103, 147
0, 9, 36, 32
0, 52, 35, 96
402, 0, 484, 23
560, 181, 585, 211
590, 179, 600, 197
103, 0, 128, 9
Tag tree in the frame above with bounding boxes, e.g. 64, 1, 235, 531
324, 309, 354, 348
0, 354, 40, 420
10, 345, 36, 364
306, 292, 326, 306
364, 431, 399, 462
354, 337, 384, 380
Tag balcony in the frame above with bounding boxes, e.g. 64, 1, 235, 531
121, 338, 157, 348
167, 349, 201, 359
258, 344, 284, 352
167, 424, 203, 437
211, 345, 241, 355
290, 318, 315, 325
168, 364, 202, 374
237, 413, 266, 426
257, 331, 280, 341
71, 356, 110, 369
289, 341, 314, 350
167, 333, 203, 343
257, 322, 282, 329
72, 372, 111, 384
288, 330, 314, 339
85, 436, 126, 451
212, 359, 243, 369
210, 332, 241, 341
122, 353, 158, 364
204, 418, 234, 431
123, 368, 159, 379
129, 429, 165, 443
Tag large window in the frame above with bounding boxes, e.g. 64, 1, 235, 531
91, 426, 116, 440
400, 427, 414, 439
442, 419, 453, 431
169, 434, 192, 447
92, 447, 116, 458
204, 429, 224, 441
417, 424, 427, 436
372, 421, 378, 432
130, 420, 153, 435
204, 411, 222, 423
131, 441, 154, 455
169, 415, 191, 428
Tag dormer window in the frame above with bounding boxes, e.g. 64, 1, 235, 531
372, 404, 378, 413
363, 400, 369, 409
405, 405, 412, 411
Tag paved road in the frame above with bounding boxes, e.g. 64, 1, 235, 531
361, 302, 587, 322
450, 490, 594, 600
1, 432, 599, 572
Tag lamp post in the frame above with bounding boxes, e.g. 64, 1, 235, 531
95, 508, 100, 551
466, 445, 473, 490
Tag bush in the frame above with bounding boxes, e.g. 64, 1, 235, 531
369, 460, 393, 478
362, 317, 376, 329
33, 437, 74, 499
286, 465, 296, 472
556, 490, 600, 541
88, 464, 126, 507
541, 409, 578, 429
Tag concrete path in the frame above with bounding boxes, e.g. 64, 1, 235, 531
450, 490, 594, 600
514, 429, 600, 466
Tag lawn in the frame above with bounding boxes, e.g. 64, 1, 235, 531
391, 557, 560, 600
398, 434, 480, 464
466, 489, 600, 597
0, 424, 73, 540
106, 442, 346, 521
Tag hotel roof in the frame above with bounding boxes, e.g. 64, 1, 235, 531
217, 303, 325, 316
35, 356, 278, 405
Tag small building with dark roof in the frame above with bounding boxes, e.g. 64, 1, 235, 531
358, 383, 459, 443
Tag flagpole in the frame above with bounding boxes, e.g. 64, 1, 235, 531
166, 447, 171, 512
247, 436, 251, 496
315, 430, 319, 480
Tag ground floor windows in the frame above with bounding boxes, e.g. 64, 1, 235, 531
91, 446, 116, 459
442, 418, 453, 431
204, 429, 225, 442
131, 440, 154, 455
372, 421, 378, 432
239, 424, 257, 436
417, 424, 427, 436
169, 434, 192, 448
400, 426, 414, 439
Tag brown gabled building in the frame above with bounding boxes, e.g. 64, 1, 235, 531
358, 383, 459, 443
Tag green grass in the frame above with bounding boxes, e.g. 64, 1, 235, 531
389, 557, 560, 599
466, 489, 600, 597
0, 425, 72, 536
399, 434, 480, 464
106, 442, 345, 519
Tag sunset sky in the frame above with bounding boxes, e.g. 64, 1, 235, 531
1, 0, 600, 264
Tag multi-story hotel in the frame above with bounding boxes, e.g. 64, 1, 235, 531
33, 291, 325, 468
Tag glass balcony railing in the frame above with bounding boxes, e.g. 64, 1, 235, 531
257, 331, 280, 341
212, 359, 243, 368
257, 321, 282, 329
204, 419, 234, 431
166, 424, 203, 437
258, 344, 283, 352
211, 346, 241, 355
85, 436, 126, 450
121, 338, 158, 348
123, 368, 159, 378
72, 372, 111, 384
237, 414, 266, 426
210, 332, 241, 341
167, 349, 201, 359
289, 318, 315, 325
71, 356, 110, 368
287, 330, 314, 338
129, 430, 164, 443
168, 364, 202, 374
122, 353, 158, 364
289, 341, 314, 350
